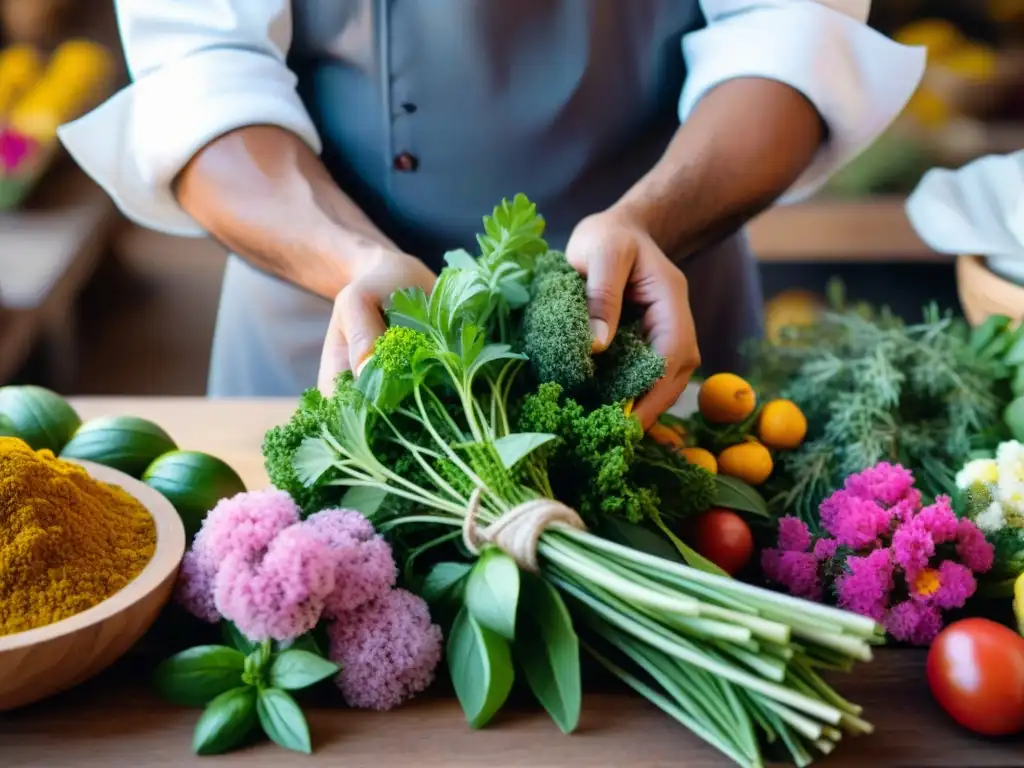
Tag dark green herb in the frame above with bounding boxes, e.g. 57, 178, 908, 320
257, 688, 312, 754
153, 645, 245, 708
191, 687, 258, 756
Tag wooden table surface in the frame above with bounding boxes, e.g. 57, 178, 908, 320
3, 398, 1021, 767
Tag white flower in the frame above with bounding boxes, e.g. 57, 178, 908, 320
997, 478, 1024, 519
956, 458, 999, 490
975, 500, 1008, 533
997, 440, 1024, 484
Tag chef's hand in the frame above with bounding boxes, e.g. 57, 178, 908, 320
565, 209, 700, 431
318, 247, 436, 395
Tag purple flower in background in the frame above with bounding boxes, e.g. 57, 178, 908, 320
891, 520, 935, 577
327, 589, 443, 711
303, 509, 397, 617
843, 461, 916, 506
915, 496, 959, 544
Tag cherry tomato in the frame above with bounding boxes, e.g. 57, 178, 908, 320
927, 618, 1024, 736
691, 509, 754, 576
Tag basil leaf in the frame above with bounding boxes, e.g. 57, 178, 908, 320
192, 686, 258, 755
257, 688, 312, 754
1014, 365, 1024, 399
421, 561, 472, 606
268, 650, 339, 691
492, 432, 557, 470
154, 645, 246, 707
1006, 330, 1024, 365
447, 607, 514, 729
221, 621, 257, 654
712, 475, 770, 519
514, 573, 581, 734
340, 486, 387, 518
465, 548, 520, 640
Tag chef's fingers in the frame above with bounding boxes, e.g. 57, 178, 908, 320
336, 282, 388, 375
568, 239, 636, 353
318, 294, 352, 397
632, 280, 700, 431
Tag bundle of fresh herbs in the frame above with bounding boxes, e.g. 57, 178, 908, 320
264, 196, 881, 767
747, 282, 1022, 526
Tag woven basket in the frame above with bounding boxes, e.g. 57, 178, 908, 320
956, 254, 1024, 327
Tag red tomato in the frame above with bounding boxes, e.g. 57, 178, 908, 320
927, 618, 1024, 736
691, 509, 754, 576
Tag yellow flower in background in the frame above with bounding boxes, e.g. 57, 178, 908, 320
0, 45, 43, 116
894, 19, 965, 60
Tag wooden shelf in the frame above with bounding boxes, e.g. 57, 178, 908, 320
748, 196, 944, 263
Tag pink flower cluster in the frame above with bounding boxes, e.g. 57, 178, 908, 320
762, 462, 994, 645
176, 489, 443, 710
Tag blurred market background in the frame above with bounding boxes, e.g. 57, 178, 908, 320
0, 0, 1022, 394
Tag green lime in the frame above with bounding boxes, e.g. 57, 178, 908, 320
60, 415, 178, 478
0, 413, 17, 437
0, 385, 81, 453
143, 450, 247, 541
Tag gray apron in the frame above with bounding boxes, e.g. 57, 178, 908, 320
208, 0, 763, 397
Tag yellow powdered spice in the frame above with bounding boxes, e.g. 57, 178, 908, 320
0, 437, 156, 637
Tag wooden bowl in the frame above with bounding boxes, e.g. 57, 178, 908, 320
956, 254, 1024, 327
0, 460, 185, 710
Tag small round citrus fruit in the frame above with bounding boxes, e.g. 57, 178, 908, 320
680, 447, 717, 474
698, 373, 756, 424
647, 422, 684, 451
757, 399, 808, 450
717, 441, 773, 486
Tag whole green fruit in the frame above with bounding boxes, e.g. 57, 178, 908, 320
0, 385, 81, 452
143, 450, 246, 541
61, 415, 178, 478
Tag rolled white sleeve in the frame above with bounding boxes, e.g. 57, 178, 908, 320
680, 0, 927, 203
57, 0, 322, 237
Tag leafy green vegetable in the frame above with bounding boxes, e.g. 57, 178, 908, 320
465, 548, 520, 640
257, 688, 312, 754
521, 250, 665, 403
447, 607, 515, 729
514, 573, 581, 734
154, 645, 246, 708
747, 283, 1014, 522
268, 196, 884, 767
711, 475, 771, 519
192, 687, 258, 756
268, 650, 339, 691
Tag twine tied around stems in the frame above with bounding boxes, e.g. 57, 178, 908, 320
462, 487, 587, 572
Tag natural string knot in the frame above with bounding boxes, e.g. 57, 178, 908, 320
462, 487, 587, 572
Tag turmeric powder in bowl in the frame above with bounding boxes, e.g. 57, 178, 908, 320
0, 437, 156, 637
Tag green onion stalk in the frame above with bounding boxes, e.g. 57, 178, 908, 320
283, 196, 882, 768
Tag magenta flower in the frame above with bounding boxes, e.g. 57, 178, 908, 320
836, 548, 894, 622
303, 509, 397, 617
891, 520, 935, 577
777, 517, 812, 552
214, 525, 336, 642
0, 130, 35, 172
761, 549, 822, 600
955, 518, 995, 573
812, 538, 839, 560
823, 495, 892, 550
915, 496, 958, 544
843, 461, 916, 506
931, 561, 976, 610
327, 589, 443, 711
764, 462, 991, 645
192, 489, 300, 564
885, 600, 943, 645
